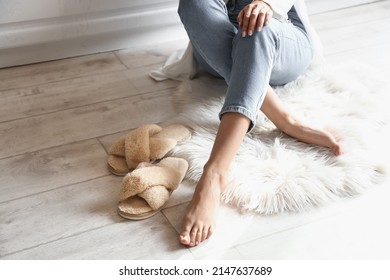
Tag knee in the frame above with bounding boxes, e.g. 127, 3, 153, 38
253, 24, 278, 43
178, 0, 199, 20
236, 23, 279, 49
178, 0, 218, 22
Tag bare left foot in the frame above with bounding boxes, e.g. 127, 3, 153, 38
179, 168, 226, 247
261, 86, 344, 156
283, 119, 344, 156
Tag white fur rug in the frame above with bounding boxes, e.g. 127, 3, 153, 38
169, 63, 390, 214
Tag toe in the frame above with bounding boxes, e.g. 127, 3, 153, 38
206, 227, 214, 240
179, 234, 190, 246
195, 227, 203, 246
180, 223, 192, 246
201, 227, 209, 242
189, 228, 198, 247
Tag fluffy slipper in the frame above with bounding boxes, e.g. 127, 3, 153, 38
118, 157, 189, 220
107, 124, 191, 175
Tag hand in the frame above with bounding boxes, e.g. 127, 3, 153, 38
237, 1, 273, 37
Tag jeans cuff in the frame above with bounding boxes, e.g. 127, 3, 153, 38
219, 105, 257, 133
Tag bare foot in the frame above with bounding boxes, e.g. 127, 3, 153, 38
260, 86, 344, 156
179, 168, 227, 247
283, 119, 344, 156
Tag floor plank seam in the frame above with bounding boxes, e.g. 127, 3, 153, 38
0, 220, 129, 259
231, 212, 346, 249
96, 137, 110, 155
113, 50, 174, 70
310, 0, 385, 16
327, 40, 390, 57
113, 52, 131, 70
0, 137, 106, 161
159, 208, 195, 257
234, 247, 246, 260
160, 209, 181, 235
94, 118, 182, 143
0, 67, 128, 93
0, 87, 177, 125
162, 201, 192, 214
0, 174, 111, 205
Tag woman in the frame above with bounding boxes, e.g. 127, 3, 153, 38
173, 0, 343, 247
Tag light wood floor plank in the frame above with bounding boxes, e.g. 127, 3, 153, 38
3, 220, 193, 260
0, 66, 178, 123
235, 182, 390, 259
326, 42, 390, 74
310, 0, 390, 28
0, 176, 121, 257
0, 52, 126, 91
0, 71, 134, 123
0, 175, 192, 259
307, 0, 382, 15
0, 139, 109, 203
0, 89, 176, 159
162, 198, 354, 259
124, 65, 180, 94
310, 2, 390, 56
319, 18, 390, 56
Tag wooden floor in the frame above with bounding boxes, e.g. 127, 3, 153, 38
1, 1, 390, 260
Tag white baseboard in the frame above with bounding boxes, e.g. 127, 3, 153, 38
0, 0, 380, 68
0, 1, 187, 68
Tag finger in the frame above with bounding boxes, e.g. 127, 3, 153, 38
248, 5, 261, 36
265, 10, 273, 26
256, 8, 267, 31
241, 5, 255, 37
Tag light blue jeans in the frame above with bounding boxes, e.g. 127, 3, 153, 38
178, 0, 313, 131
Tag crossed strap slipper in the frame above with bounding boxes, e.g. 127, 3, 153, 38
118, 157, 188, 220
107, 124, 191, 175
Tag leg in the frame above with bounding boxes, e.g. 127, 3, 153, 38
178, 0, 236, 82
180, 113, 250, 246
178, 2, 339, 247
221, 19, 314, 131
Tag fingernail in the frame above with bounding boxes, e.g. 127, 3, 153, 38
248, 30, 253, 36
242, 32, 246, 37
257, 27, 261, 32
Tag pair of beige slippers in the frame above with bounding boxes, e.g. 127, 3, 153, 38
107, 124, 191, 220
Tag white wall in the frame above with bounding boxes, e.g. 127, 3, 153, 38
0, 0, 378, 68
0, 0, 186, 68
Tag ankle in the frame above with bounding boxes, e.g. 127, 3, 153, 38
201, 163, 228, 191
203, 162, 228, 177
